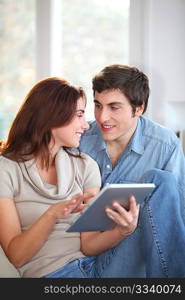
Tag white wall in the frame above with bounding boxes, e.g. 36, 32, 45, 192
129, 0, 185, 133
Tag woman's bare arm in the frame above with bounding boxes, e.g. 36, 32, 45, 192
0, 193, 88, 268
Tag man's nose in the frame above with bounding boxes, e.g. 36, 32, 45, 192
98, 109, 110, 123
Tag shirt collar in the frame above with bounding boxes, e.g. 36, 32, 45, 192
91, 127, 107, 153
129, 117, 145, 155
96, 117, 145, 155
84, 118, 145, 155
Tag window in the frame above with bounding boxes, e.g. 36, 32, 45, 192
0, 0, 130, 139
0, 0, 36, 139
61, 0, 130, 120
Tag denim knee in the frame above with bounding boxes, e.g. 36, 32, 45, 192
140, 168, 176, 187
139, 168, 183, 213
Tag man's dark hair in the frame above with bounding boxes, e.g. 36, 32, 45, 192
92, 64, 150, 114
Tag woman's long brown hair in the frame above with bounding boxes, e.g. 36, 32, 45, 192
0, 77, 86, 168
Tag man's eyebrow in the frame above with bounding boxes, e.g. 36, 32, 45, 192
94, 99, 123, 105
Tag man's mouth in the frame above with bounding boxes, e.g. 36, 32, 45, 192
102, 125, 114, 128
101, 124, 115, 131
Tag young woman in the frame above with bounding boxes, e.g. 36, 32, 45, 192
0, 77, 139, 278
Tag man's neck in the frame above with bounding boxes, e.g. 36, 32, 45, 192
106, 122, 138, 167
106, 140, 128, 167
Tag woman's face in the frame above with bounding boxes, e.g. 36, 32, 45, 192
51, 97, 89, 152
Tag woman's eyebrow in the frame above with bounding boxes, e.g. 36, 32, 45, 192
76, 109, 85, 113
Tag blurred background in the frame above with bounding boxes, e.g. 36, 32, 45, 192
0, 0, 185, 153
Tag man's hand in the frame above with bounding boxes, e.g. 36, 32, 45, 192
105, 195, 140, 237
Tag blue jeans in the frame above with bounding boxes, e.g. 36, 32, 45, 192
44, 169, 185, 278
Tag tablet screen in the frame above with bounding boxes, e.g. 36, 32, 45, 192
66, 183, 155, 232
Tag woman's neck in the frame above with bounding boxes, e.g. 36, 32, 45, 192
36, 157, 57, 185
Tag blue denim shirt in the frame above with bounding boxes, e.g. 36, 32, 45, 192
79, 116, 185, 200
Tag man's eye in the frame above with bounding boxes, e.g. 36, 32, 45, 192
94, 104, 101, 109
111, 106, 119, 110
77, 114, 83, 118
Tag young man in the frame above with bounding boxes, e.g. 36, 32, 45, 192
78, 64, 185, 277
80, 64, 185, 198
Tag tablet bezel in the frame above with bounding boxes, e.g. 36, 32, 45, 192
66, 183, 155, 232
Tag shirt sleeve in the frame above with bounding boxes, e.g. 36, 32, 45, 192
164, 140, 185, 200
80, 154, 102, 189
0, 157, 15, 199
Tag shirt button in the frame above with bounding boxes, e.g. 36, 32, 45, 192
106, 164, 111, 168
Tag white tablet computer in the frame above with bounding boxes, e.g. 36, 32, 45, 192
66, 183, 155, 232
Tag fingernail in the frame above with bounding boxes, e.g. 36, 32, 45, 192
107, 213, 114, 219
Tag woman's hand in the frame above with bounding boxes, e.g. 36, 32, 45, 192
105, 195, 140, 237
46, 192, 95, 220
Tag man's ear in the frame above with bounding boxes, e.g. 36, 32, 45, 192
135, 104, 144, 116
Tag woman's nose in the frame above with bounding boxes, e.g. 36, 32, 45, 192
82, 118, 89, 131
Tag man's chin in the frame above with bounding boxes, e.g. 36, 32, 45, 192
100, 132, 115, 142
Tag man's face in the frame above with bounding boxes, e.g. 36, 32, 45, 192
94, 89, 144, 143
